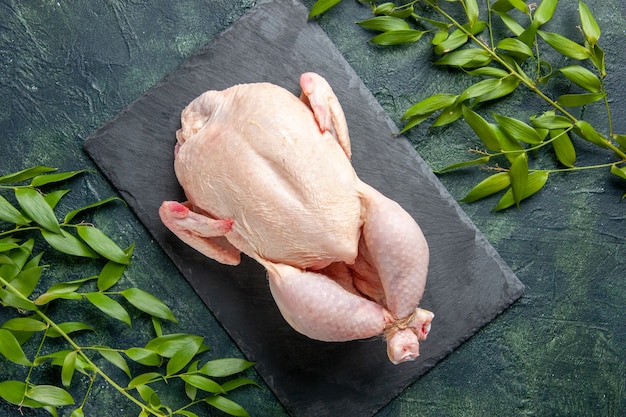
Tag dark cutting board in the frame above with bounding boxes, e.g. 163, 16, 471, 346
84, 0, 524, 415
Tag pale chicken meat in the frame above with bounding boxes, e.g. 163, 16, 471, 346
159, 72, 433, 364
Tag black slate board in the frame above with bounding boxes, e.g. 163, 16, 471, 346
83, 0, 524, 415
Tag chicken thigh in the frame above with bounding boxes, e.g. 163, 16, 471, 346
159, 72, 433, 364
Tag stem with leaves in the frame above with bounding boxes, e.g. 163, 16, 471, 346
309, 0, 626, 208
1, 276, 158, 415
0, 166, 257, 417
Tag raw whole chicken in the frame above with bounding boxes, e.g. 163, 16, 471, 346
159, 72, 433, 364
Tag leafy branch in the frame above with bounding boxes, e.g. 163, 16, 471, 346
0, 166, 257, 417
309, 0, 626, 208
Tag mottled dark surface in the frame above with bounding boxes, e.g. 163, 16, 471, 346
82, 1, 522, 416
1, 0, 625, 416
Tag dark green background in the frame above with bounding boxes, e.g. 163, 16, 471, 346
1, 1, 624, 416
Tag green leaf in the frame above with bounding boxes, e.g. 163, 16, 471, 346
41, 228, 99, 259
0, 289, 37, 311
467, 67, 509, 78
558, 65, 602, 93
62, 351, 77, 387
434, 48, 492, 68
475, 76, 520, 103
574, 120, 608, 148
0, 328, 34, 366
613, 134, 626, 149
24, 250, 43, 269
47, 322, 94, 338
175, 411, 200, 417
76, 225, 130, 264
144, 384, 164, 408
308, 0, 341, 18
10, 265, 43, 297
85, 292, 132, 326
205, 395, 250, 417
34, 349, 71, 366
432, 29, 450, 46
166, 336, 203, 375
517, 20, 539, 47
98, 260, 127, 292
510, 153, 529, 208
458, 78, 502, 102
462, 106, 501, 150
465, 0, 479, 26
0, 166, 57, 184
44, 189, 70, 209
71, 408, 85, 417
0, 237, 20, 253
494, 171, 549, 210
495, 11, 524, 36
402, 93, 458, 119
145, 334, 205, 358
27, 385, 74, 407
372, 2, 396, 16
508, 0, 529, 12
221, 377, 261, 392
35, 290, 83, 305
127, 372, 164, 388
461, 172, 511, 202
411, 14, 449, 29
141, 386, 163, 409
433, 29, 469, 54
551, 129, 576, 167
97, 347, 131, 377
589, 43, 605, 77
493, 113, 543, 145
436, 156, 491, 174
136, 384, 161, 406
533, 0, 557, 25
30, 170, 87, 187
5, 328, 34, 347
530, 114, 573, 129
432, 103, 464, 127
0, 238, 33, 279
492, 0, 528, 13
0, 381, 25, 405
610, 164, 626, 180
400, 113, 432, 133
120, 288, 177, 322
1, 317, 47, 332
0, 195, 31, 225
374, 3, 414, 18
579, 1, 600, 46
14, 188, 62, 234
181, 375, 224, 394
63, 196, 123, 224
0, 380, 46, 408
502, 54, 533, 84
0, 253, 16, 266
370, 29, 424, 45
137, 388, 164, 407
497, 38, 534, 57
185, 361, 199, 400
468, 21, 488, 36
556, 92, 605, 107
538, 30, 591, 60
125, 347, 163, 366
199, 358, 255, 378
356, 16, 410, 32
152, 316, 163, 337
495, 125, 525, 160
